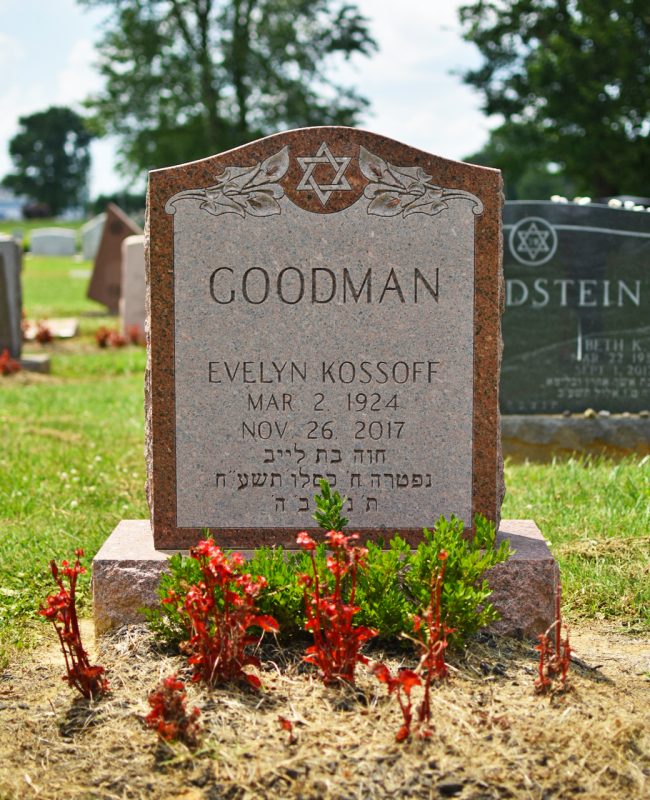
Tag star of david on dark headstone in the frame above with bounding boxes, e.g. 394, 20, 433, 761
296, 142, 352, 206
516, 222, 551, 261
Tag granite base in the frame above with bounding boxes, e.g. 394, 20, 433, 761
93, 519, 559, 639
502, 414, 650, 461
19, 354, 51, 374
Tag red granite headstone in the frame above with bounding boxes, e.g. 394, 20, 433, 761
87, 204, 142, 313
145, 127, 504, 550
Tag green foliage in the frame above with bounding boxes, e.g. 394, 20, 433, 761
355, 516, 512, 643
355, 536, 412, 639
2, 106, 93, 214
406, 516, 513, 641
78, 0, 377, 176
146, 513, 512, 649
312, 478, 349, 531
145, 544, 326, 643
91, 192, 145, 216
459, 0, 650, 196
247, 546, 312, 637
465, 126, 575, 201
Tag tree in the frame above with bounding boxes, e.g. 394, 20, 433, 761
91, 191, 146, 215
79, 0, 377, 175
459, 0, 650, 197
465, 124, 575, 200
3, 107, 93, 215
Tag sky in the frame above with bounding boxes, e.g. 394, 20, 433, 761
0, 0, 495, 198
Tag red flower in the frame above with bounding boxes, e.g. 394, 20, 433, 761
39, 552, 109, 699
296, 531, 316, 551
146, 673, 202, 747
164, 541, 278, 688
298, 525, 376, 685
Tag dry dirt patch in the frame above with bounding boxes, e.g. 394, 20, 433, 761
0, 621, 648, 800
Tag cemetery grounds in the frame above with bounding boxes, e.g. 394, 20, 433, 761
0, 242, 648, 800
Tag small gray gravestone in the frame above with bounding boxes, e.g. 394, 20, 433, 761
145, 127, 504, 550
94, 128, 559, 639
30, 228, 77, 256
0, 236, 22, 358
120, 235, 146, 335
502, 201, 650, 413
81, 213, 106, 261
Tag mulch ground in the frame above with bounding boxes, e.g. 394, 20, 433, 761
0, 621, 648, 800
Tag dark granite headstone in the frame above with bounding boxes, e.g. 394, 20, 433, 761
0, 236, 23, 359
502, 202, 650, 413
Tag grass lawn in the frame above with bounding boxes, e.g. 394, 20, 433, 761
21, 253, 114, 326
0, 218, 85, 250
1, 253, 648, 669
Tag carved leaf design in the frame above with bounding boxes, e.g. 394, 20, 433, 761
367, 192, 405, 216
359, 146, 484, 219
203, 192, 247, 216
165, 147, 289, 218
242, 191, 282, 217
402, 187, 446, 217
359, 146, 390, 183
364, 182, 407, 199
254, 147, 290, 184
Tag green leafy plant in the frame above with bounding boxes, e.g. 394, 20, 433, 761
404, 515, 513, 643
147, 546, 324, 644
247, 546, 310, 637
355, 536, 413, 640
354, 514, 512, 644
312, 478, 348, 531
145, 487, 512, 651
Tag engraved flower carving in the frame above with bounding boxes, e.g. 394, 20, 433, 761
165, 147, 290, 217
358, 146, 483, 218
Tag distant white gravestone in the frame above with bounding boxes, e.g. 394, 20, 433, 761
30, 228, 76, 256
81, 213, 106, 261
120, 235, 146, 335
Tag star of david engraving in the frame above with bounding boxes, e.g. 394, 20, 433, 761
516, 222, 550, 260
296, 142, 352, 206
509, 217, 558, 266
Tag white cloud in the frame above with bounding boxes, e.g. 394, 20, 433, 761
56, 37, 102, 107
0, 32, 24, 68
332, 0, 491, 161
0, 35, 106, 184
89, 138, 127, 196
0, 85, 52, 178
